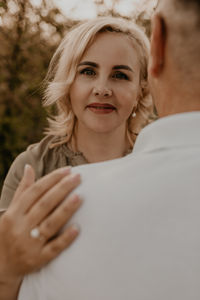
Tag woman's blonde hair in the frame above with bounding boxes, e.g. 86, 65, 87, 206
43, 16, 153, 149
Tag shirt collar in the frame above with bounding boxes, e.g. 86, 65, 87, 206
133, 112, 200, 154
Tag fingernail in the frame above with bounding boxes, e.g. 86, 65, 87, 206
59, 166, 71, 174
71, 173, 81, 181
70, 224, 80, 236
64, 173, 81, 183
70, 194, 82, 205
24, 164, 30, 174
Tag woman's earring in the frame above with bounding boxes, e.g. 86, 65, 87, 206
132, 111, 136, 118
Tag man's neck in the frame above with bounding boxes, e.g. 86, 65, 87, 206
158, 94, 200, 118
156, 77, 200, 117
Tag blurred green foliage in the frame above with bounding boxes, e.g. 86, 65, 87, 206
0, 0, 152, 191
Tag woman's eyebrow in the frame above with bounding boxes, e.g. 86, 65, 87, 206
113, 65, 133, 72
78, 62, 134, 73
78, 61, 98, 68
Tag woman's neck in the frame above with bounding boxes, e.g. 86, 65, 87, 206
74, 124, 130, 163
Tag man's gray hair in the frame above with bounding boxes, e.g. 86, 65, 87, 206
158, 0, 200, 81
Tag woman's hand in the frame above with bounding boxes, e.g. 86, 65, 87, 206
0, 165, 82, 300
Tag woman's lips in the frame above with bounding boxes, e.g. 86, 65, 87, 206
86, 103, 116, 114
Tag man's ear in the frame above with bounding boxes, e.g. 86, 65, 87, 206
149, 14, 166, 77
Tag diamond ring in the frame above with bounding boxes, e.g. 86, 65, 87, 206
30, 227, 42, 240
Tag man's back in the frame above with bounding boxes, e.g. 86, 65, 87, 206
19, 113, 200, 300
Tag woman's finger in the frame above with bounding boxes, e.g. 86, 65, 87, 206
38, 194, 82, 241
27, 173, 81, 227
40, 224, 80, 265
13, 166, 72, 214
0, 168, 81, 278
12, 164, 35, 203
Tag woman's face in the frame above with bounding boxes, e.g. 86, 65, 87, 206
69, 32, 141, 136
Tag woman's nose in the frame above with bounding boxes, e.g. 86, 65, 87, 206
93, 87, 112, 98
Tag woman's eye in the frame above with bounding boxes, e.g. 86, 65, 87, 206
80, 68, 96, 76
112, 72, 129, 80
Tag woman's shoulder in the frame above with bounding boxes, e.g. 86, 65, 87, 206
6, 135, 87, 182
0, 135, 89, 212
0, 136, 67, 212
14, 135, 68, 179
26, 135, 58, 159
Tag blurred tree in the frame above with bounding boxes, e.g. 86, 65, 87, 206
0, 0, 76, 190
94, 0, 152, 37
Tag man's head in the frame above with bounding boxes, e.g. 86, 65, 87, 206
148, 0, 200, 117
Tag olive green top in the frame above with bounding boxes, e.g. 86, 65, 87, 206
0, 135, 88, 215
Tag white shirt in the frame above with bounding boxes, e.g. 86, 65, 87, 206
19, 112, 200, 300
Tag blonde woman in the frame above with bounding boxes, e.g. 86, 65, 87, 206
0, 16, 152, 299
1, 17, 152, 207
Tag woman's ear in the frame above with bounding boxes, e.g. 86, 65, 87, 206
149, 14, 166, 77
